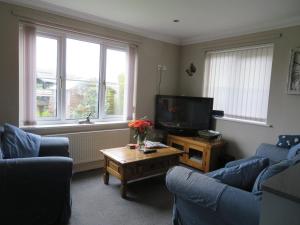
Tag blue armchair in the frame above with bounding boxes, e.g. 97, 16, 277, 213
166, 143, 290, 225
0, 127, 73, 225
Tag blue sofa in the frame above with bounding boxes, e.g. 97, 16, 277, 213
166, 143, 296, 225
0, 127, 73, 225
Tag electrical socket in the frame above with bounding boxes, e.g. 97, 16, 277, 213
158, 65, 167, 71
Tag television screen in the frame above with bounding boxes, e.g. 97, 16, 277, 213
155, 95, 213, 135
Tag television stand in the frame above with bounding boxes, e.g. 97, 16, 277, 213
167, 134, 225, 172
167, 128, 197, 137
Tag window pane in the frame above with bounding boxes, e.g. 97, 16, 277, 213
104, 49, 127, 116
66, 38, 100, 119
66, 81, 99, 119
204, 45, 273, 122
36, 36, 58, 118
66, 38, 100, 81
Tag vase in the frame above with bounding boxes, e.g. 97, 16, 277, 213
136, 133, 146, 150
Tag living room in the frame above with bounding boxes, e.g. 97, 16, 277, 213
0, 0, 300, 225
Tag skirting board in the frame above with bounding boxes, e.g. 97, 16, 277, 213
73, 160, 104, 173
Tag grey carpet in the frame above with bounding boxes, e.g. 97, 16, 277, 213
69, 169, 173, 225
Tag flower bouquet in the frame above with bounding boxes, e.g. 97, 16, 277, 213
128, 118, 153, 149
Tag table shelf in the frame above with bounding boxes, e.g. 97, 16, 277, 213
167, 134, 225, 172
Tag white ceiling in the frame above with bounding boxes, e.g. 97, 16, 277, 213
4, 0, 300, 45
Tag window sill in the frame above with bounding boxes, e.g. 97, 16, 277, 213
213, 116, 273, 128
21, 121, 129, 135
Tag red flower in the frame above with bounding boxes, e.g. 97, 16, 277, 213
128, 119, 153, 132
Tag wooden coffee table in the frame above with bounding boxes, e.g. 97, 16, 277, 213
100, 147, 182, 198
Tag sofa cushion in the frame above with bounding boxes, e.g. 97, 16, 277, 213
276, 135, 300, 148
1, 124, 41, 159
287, 143, 300, 160
208, 157, 269, 191
252, 160, 291, 193
225, 156, 263, 168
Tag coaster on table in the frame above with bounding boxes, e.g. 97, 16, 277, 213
127, 144, 138, 149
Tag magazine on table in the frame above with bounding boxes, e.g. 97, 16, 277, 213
144, 141, 168, 149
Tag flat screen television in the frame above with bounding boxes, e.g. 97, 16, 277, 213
155, 95, 213, 136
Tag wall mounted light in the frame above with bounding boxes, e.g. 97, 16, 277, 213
186, 63, 197, 76
157, 64, 167, 94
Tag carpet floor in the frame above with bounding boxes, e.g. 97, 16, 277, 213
69, 169, 173, 225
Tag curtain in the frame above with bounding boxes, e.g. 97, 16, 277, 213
203, 44, 274, 122
23, 25, 37, 125
127, 45, 138, 120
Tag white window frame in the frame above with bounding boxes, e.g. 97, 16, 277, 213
100, 44, 129, 121
35, 27, 129, 125
35, 32, 62, 123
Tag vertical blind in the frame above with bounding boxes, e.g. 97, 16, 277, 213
22, 25, 37, 125
203, 44, 274, 122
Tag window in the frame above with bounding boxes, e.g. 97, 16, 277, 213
20, 25, 136, 125
65, 38, 100, 120
203, 44, 274, 123
104, 49, 127, 117
36, 36, 58, 119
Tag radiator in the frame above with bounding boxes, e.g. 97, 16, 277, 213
50, 128, 130, 164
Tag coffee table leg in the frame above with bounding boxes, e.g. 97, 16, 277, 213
104, 171, 109, 185
121, 180, 127, 198
103, 157, 109, 185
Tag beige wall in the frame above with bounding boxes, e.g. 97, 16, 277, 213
180, 26, 300, 158
0, 2, 180, 127
136, 38, 180, 119
0, 3, 19, 125
1, 2, 300, 159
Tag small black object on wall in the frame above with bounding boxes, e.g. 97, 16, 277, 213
212, 110, 224, 117
185, 63, 197, 76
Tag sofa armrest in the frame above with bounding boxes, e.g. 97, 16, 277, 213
166, 166, 227, 211
255, 143, 288, 163
0, 157, 73, 181
39, 136, 70, 157
166, 166, 260, 225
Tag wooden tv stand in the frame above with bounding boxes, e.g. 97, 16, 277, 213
167, 134, 225, 172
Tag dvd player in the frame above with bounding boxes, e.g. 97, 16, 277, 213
197, 130, 221, 139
